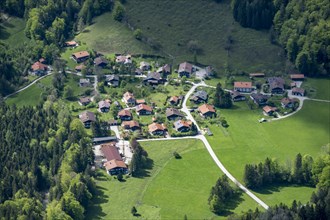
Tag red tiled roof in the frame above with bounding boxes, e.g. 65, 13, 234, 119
234, 82, 252, 88
72, 51, 90, 59
104, 159, 127, 171
136, 104, 152, 112
198, 104, 216, 114
100, 143, 122, 161
148, 123, 166, 133
263, 105, 277, 113
118, 109, 132, 117
290, 74, 304, 79
31, 61, 47, 71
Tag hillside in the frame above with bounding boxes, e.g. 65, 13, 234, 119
124, 0, 286, 72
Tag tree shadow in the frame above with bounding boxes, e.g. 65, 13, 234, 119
132, 158, 154, 178
253, 183, 303, 195
0, 25, 10, 40
2, 22, 15, 28
85, 184, 109, 219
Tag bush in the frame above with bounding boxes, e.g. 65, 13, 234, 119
133, 29, 143, 40
113, 3, 125, 21
173, 151, 182, 159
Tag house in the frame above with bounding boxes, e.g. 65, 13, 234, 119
75, 64, 86, 72
148, 123, 167, 136
249, 73, 265, 78
263, 105, 278, 116
139, 61, 151, 71
100, 143, 122, 161
78, 97, 91, 106
136, 99, 146, 105
267, 77, 285, 94
178, 62, 193, 77
72, 51, 90, 63
250, 93, 269, 106
157, 64, 171, 75
198, 104, 216, 118
234, 82, 253, 93
136, 104, 152, 115
231, 91, 246, 102
195, 66, 213, 79
290, 74, 305, 81
121, 120, 140, 131
65, 41, 77, 47
94, 57, 108, 67
166, 108, 184, 120
106, 75, 120, 87
143, 72, 163, 85
79, 111, 96, 128
118, 109, 132, 121
108, 119, 119, 126
123, 92, 136, 106
190, 90, 208, 103
79, 78, 91, 87
169, 96, 182, 105
292, 87, 305, 96
135, 68, 143, 75
174, 120, 192, 132
98, 100, 110, 113
290, 82, 297, 88
115, 55, 132, 64
281, 98, 295, 108
31, 61, 48, 76
104, 159, 128, 175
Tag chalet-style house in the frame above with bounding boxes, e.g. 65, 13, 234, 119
79, 111, 96, 128
104, 159, 128, 175
106, 75, 120, 87
281, 98, 295, 108
292, 87, 305, 96
136, 104, 153, 115
169, 96, 182, 106
250, 93, 268, 106
249, 73, 265, 78
72, 51, 90, 63
78, 97, 91, 106
123, 92, 136, 106
174, 120, 192, 132
101, 143, 122, 161
75, 64, 86, 72
79, 78, 91, 87
166, 108, 184, 121
98, 100, 110, 113
115, 55, 132, 64
230, 91, 246, 102
148, 123, 167, 136
234, 82, 253, 93
143, 72, 164, 85
157, 64, 171, 76
290, 74, 305, 81
190, 90, 208, 103
139, 61, 151, 71
263, 105, 278, 116
290, 82, 297, 88
117, 109, 132, 121
121, 120, 140, 131
31, 61, 48, 76
178, 62, 193, 77
198, 104, 216, 118
65, 41, 77, 47
267, 77, 285, 94
94, 57, 108, 67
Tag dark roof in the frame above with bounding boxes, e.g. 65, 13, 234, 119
98, 100, 110, 108
93, 136, 117, 143
267, 77, 285, 90
231, 91, 245, 98
292, 87, 305, 94
146, 72, 161, 81
79, 111, 96, 123
106, 74, 119, 82
250, 93, 268, 101
178, 62, 193, 73
100, 143, 122, 161
79, 97, 91, 104
94, 57, 108, 66
166, 108, 184, 118
192, 90, 208, 101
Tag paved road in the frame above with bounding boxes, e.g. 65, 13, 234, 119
4, 72, 53, 100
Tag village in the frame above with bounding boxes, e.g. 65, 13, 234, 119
26, 40, 309, 178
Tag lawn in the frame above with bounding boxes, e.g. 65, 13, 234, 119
125, 0, 285, 72
75, 12, 157, 56
86, 139, 259, 219
61, 44, 90, 69
302, 77, 330, 100
206, 100, 329, 205
0, 16, 28, 45
5, 76, 53, 107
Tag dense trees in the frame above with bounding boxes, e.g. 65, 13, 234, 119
213, 83, 232, 109
129, 138, 149, 177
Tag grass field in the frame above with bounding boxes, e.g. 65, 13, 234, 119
125, 0, 285, 72
5, 76, 53, 107
0, 16, 28, 45
86, 139, 259, 219
75, 12, 157, 55
302, 78, 330, 100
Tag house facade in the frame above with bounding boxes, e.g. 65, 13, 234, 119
104, 159, 128, 175
148, 123, 167, 136
190, 90, 208, 103
178, 62, 193, 77
250, 93, 269, 106
121, 120, 140, 131
118, 109, 132, 121
267, 77, 285, 94
78, 97, 91, 106
136, 104, 152, 115
72, 51, 90, 63
292, 88, 305, 96
174, 120, 192, 132
79, 111, 96, 128
231, 91, 246, 102
98, 100, 110, 113
79, 78, 91, 87
234, 82, 253, 93
106, 75, 120, 87
123, 92, 136, 106
166, 108, 184, 121
198, 104, 216, 118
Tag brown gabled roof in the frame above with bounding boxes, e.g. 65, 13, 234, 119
123, 91, 135, 102
263, 105, 277, 113
31, 61, 47, 71
198, 104, 216, 115
121, 120, 140, 129
72, 51, 90, 59
98, 100, 110, 109
75, 64, 86, 71
234, 82, 252, 88
104, 159, 127, 171
136, 99, 146, 105
79, 111, 96, 123
178, 62, 193, 73
174, 120, 192, 130
281, 98, 293, 105
136, 104, 152, 112
66, 41, 77, 46
292, 87, 305, 94
148, 123, 166, 133
100, 143, 122, 161
170, 96, 179, 103
165, 108, 184, 117
79, 97, 91, 104
118, 109, 132, 117
290, 74, 304, 79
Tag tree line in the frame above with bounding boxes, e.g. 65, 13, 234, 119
231, 0, 330, 76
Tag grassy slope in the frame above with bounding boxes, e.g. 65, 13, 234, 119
302, 78, 330, 100
207, 100, 329, 206
0, 16, 28, 45
75, 13, 156, 55
86, 139, 258, 219
125, 0, 285, 72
